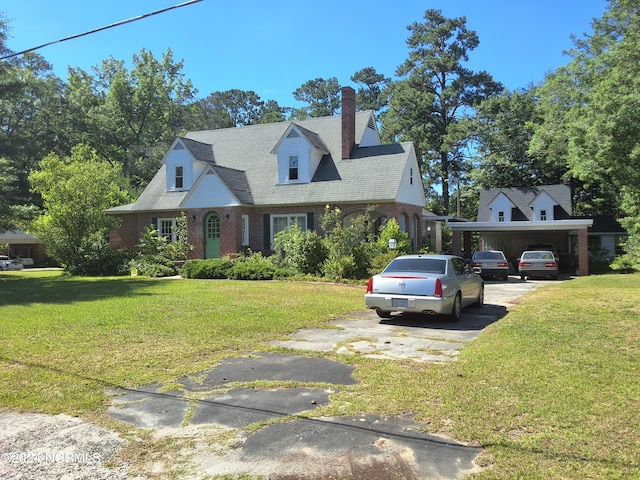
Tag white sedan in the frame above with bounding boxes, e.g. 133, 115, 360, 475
365, 254, 484, 321
0, 255, 24, 271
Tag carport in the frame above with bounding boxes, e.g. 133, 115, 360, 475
447, 218, 594, 276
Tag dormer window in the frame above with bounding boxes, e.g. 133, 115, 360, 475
288, 155, 299, 181
175, 166, 184, 189
498, 211, 505, 222
540, 209, 547, 221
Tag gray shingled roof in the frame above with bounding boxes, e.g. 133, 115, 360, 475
477, 185, 572, 221
185, 111, 412, 206
108, 111, 413, 213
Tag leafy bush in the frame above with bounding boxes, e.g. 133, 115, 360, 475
322, 255, 357, 282
368, 250, 401, 275
180, 258, 235, 279
272, 223, 327, 275
320, 206, 375, 280
227, 252, 279, 280
129, 254, 177, 278
66, 232, 133, 276
610, 236, 640, 274
376, 217, 411, 253
128, 215, 194, 278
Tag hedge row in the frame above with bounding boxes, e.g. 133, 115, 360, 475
179, 255, 295, 280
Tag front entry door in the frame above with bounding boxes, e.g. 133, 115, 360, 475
205, 213, 221, 258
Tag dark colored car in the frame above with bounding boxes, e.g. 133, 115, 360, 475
471, 251, 509, 280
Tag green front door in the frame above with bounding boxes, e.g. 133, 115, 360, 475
205, 213, 221, 258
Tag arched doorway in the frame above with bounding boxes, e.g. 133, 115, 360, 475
205, 212, 221, 258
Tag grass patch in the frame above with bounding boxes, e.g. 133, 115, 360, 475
2, 270, 639, 478
0, 271, 363, 414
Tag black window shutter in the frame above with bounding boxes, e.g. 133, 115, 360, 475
263, 214, 271, 250
307, 212, 314, 231
151, 217, 158, 230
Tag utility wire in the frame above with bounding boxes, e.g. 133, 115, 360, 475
0, 0, 204, 60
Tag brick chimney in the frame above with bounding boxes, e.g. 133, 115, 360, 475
341, 86, 356, 159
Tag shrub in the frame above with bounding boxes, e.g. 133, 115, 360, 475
227, 252, 278, 280
610, 254, 638, 274
128, 215, 194, 278
180, 258, 235, 279
66, 232, 133, 276
377, 217, 411, 253
320, 205, 375, 280
322, 255, 357, 282
273, 223, 327, 275
368, 250, 401, 275
610, 236, 640, 274
129, 254, 177, 278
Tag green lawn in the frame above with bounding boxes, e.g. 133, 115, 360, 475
1, 270, 639, 479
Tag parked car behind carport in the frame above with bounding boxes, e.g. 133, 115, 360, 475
0, 255, 23, 271
519, 250, 558, 280
472, 250, 509, 280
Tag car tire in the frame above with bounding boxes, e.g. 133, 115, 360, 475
375, 309, 392, 319
520, 275, 526, 280
472, 284, 484, 308
448, 293, 462, 322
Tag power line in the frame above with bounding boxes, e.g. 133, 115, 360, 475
0, 0, 204, 61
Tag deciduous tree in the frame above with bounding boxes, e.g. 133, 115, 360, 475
28, 144, 131, 273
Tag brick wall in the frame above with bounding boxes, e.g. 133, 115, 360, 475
110, 202, 425, 259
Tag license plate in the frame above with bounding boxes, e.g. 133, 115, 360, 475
392, 298, 409, 308
485, 262, 497, 267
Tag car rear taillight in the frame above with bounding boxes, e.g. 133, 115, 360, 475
365, 277, 373, 294
546, 262, 557, 268
472, 262, 481, 267
519, 261, 530, 267
434, 278, 443, 298
498, 261, 508, 267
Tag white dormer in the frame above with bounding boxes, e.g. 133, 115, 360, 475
359, 112, 382, 147
529, 190, 557, 221
163, 139, 206, 192
271, 124, 328, 184
488, 192, 516, 222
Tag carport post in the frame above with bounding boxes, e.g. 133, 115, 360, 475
452, 230, 463, 255
578, 227, 589, 276
463, 231, 472, 258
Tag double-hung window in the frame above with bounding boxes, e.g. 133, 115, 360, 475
498, 211, 505, 222
241, 214, 249, 246
175, 166, 184, 189
271, 214, 307, 245
288, 155, 299, 181
158, 218, 177, 242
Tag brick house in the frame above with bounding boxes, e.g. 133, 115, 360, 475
106, 87, 426, 258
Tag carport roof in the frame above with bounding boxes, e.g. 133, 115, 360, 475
446, 219, 593, 232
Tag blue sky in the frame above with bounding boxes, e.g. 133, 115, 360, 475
2, 0, 608, 108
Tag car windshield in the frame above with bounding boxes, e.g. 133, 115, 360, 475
522, 252, 554, 260
473, 252, 504, 260
384, 258, 446, 274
